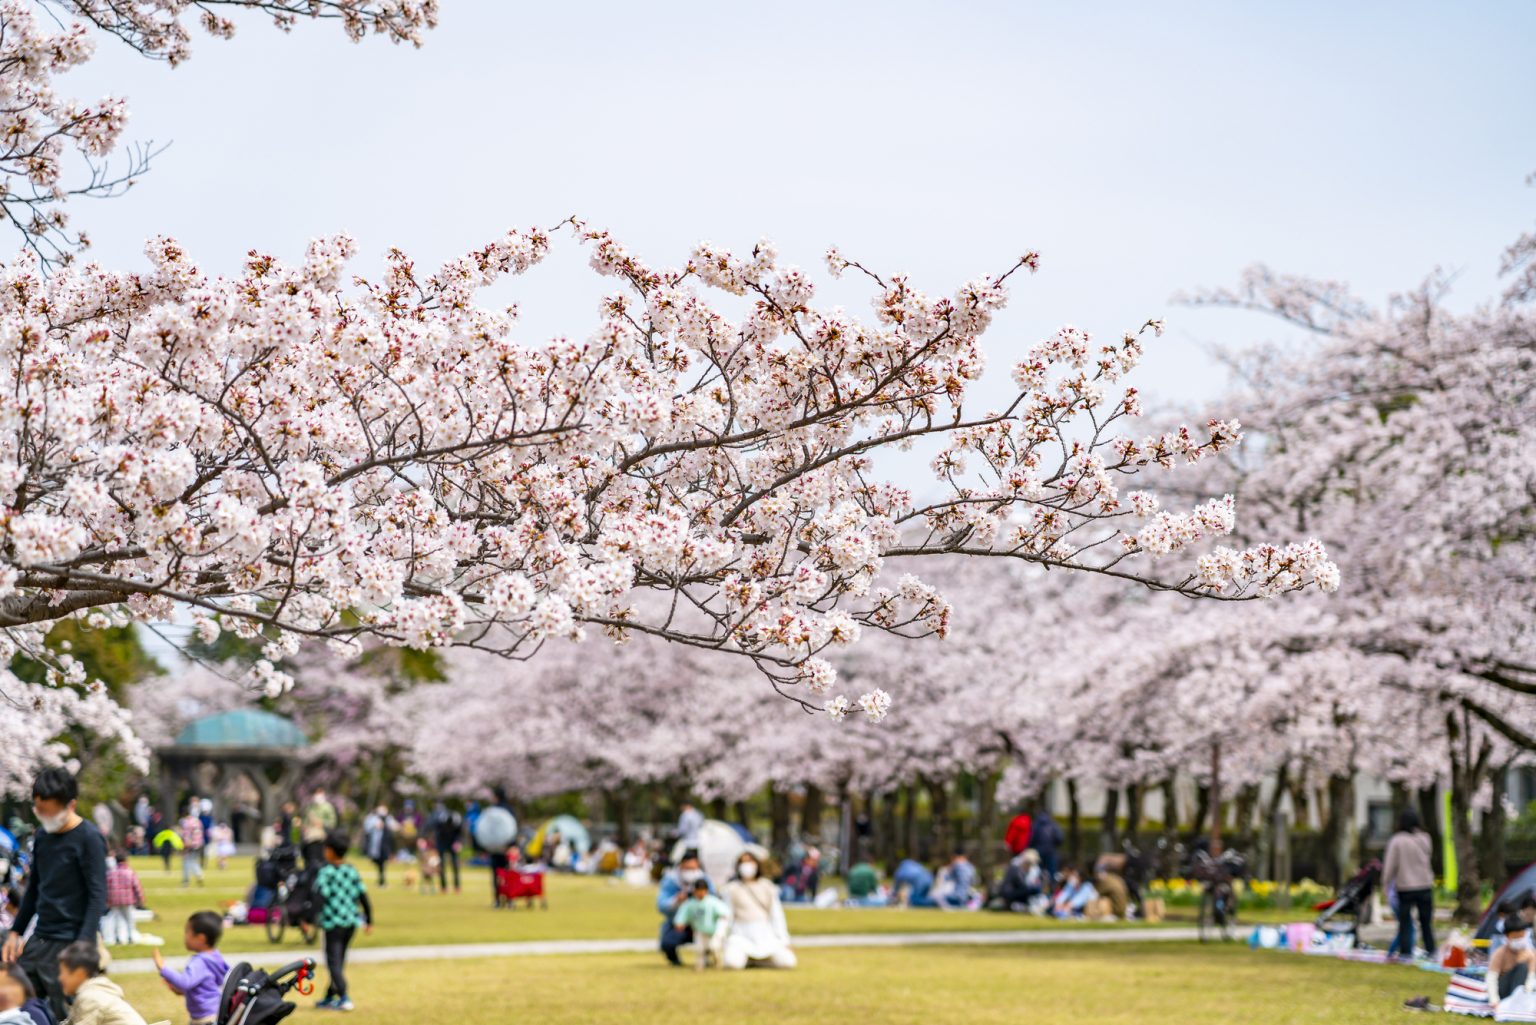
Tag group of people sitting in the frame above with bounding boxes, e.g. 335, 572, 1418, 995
656, 850, 797, 970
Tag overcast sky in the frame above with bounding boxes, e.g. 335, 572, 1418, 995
60, 0, 1536, 413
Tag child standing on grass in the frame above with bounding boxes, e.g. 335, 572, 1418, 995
313, 832, 372, 1012
56, 942, 147, 1025
154, 912, 229, 1025
103, 854, 143, 947
672, 880, 730, 970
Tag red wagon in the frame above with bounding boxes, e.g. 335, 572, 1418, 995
495, 868, 548, 909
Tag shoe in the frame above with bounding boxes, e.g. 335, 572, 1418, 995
315, 998, 337, 1010
336, 1000, 355, 1012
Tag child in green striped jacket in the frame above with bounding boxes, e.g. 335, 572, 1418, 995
314, 832, 373, 1012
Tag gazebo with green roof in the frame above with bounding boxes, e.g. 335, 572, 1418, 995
157, 709, 312, 837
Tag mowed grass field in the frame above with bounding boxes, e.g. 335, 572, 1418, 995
118, 942, 1434, 1025
117, 856, 1184, 958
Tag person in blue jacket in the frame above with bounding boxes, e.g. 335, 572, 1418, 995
656, 850, 713, 966
894, 859, 936, 908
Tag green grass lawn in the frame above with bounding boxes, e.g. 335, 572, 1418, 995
119, 856, 1202, 959
117, 942, 1434, 1025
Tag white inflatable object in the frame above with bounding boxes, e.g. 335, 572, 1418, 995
474, 806, 519, 854
670, 819, 767, 886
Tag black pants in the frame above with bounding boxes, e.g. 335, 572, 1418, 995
490, 852, 508, 905
1394, 887, 1436, 957
437, 847, 460, 891
18, 936, 73, 1023
302, 841, 326, 875
371, 857, 387, 886
659, 922, 693, 966
323, 927, 356, 1001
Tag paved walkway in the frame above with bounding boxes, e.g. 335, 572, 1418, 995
107, 926, 1209, 975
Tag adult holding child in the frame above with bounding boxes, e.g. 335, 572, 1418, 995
2, 770, 107, 1023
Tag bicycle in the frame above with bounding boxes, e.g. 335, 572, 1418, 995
1186, 846, 1245, 943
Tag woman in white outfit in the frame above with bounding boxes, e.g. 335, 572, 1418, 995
720, 852, 796, 970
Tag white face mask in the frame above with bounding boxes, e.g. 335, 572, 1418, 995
738, 862, 758, 880
679, 868, 703, 884
35, 807, 68, 833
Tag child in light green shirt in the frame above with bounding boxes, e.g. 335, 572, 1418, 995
672, 881, 730, 970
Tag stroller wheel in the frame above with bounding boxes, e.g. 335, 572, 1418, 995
265, 907, 286, 944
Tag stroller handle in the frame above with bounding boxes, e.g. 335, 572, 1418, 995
270, 958, 317, 992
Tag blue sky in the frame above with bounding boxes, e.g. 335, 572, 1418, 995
62, 1, 1536, 413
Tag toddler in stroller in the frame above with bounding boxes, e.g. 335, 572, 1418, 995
217, 959, 316, 1025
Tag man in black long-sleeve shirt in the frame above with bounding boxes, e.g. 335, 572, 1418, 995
2, 769, 106, 1022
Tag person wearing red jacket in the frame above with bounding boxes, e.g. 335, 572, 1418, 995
1005, 811, 1033, 856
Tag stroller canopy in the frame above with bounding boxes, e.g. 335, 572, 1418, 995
1478, 862, 1536, 940
528, 815, 591, 859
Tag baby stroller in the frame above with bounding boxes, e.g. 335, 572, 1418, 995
253, 845, 315, 944
218, 958, 315, 1025
495, 867, 548, 909
1315, 859, 1380, 948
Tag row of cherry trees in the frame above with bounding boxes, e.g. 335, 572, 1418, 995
3, 1, 1529, 923
1, 3, 1336, 791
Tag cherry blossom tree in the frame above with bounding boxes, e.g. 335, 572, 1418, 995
0, 227, 1338, 730
0, 0, 438, 265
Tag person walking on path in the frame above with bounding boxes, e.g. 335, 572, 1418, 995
2, 770, 107, 1023
177, 806, 204, 887
360, 808, 395, 888
430, 804, 463, 895
313, 832, 373, 1012
1382, 807, 1436, 959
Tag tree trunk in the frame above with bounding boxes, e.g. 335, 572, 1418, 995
1235, 783, 1260, 854
1190, 784, 1210, 842
1447, 707, 1494, 923
927, 777, 952, 860
1320, 772, 1357, 888
732, 800, 750, 834
1264, 761, 1291, 881
1482, 764, 1510, 886
1160, 776, 1179, 835
1125, 783, 1143, 846
769, 788, 790, 855
802, 785, 825, 843
901, 785, 917, 862
976, 770, 1000, 888
611, 788, 632, 847
1099, 787, 1121, 852
1069, 780, 1081, 872
879, 790, 898, 872
709, 797, 727, 820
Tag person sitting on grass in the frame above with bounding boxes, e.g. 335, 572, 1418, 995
154, 912, 229, 1025
1490, 913, 1536, 1012
892, 859, 936, 908
935, 851, 979, 909
0, 964, 53, 1025
673, 880, 730, 970
1051, 865, 1097, 919
313, 832, 373, 1012
56, 942, 146, 1025
993, 849, 1046, 912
